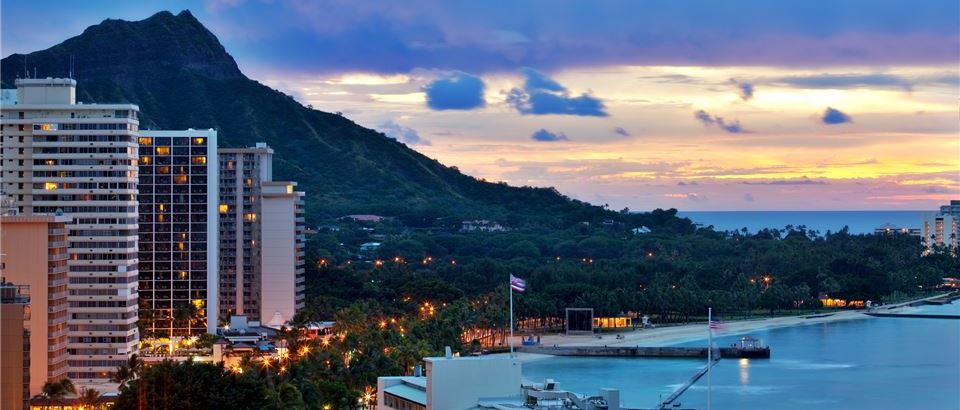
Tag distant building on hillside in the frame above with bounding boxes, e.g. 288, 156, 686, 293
460, 220, 508, 233
873, 223, 920, 237
341, 214, 385, 223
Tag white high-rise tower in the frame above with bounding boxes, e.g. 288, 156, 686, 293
0, 78, 140, 388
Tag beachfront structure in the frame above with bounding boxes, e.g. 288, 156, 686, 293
377, 353, 521, 410
0, 78, 140, 386
0, 283, 30, 410
873, 223, 921, 237
137, 130, 219, 336
922, 213, 958, 252
218, 143, 304, 327
0, 214, 71, 397
376, 353, 623, 410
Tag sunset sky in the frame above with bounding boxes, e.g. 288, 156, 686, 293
3, 1, 958, 211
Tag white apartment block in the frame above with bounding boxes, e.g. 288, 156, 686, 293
260, 181, 305, 327
0, 78, 140, 386
923, 213, 958, 252
218, 143, 304, 327
137, 130, 218, 336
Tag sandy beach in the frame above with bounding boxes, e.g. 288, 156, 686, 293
505, 296, 939, 363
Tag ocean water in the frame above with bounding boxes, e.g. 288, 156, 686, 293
678, 210, 930, 235
522, 303, 960, 409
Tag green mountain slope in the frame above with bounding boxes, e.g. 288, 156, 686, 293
1, 10, 645, 228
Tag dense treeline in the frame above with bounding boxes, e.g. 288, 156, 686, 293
114, 210, 956, 409
304, 213, 954, 323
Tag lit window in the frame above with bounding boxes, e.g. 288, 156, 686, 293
286, 185, 293, 194
192, 156, 207, 165
140, 156, 151, 165
244, 213, 258, 222
177, 243, 185, 251
157, 166, 170, 174
218, 204, 229, 214
155, 146, 170, 155
44, 182, 58, 190
179, 271, 188, 279
173, 175, 188, 184
138, 137, 153, 145
43, 160, 55, 166
193, 137, 205, 145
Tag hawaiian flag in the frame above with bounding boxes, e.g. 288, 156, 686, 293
510, 274, 526, 292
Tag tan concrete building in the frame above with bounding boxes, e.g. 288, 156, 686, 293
0, 214, 70, 397
0, 283, 30, 410
260, 181, 305, 327
217, 144, 304, 327
0, 78, 140, 387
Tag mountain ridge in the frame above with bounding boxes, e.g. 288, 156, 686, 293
1, 10, 658, 229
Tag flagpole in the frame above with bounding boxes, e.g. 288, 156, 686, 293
509, 274, 514, 357
708, 307, 712, 410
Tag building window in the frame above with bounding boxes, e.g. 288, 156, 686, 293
219, 204, 229, 214
155, 146, 171, 155
138, 137, 153, 145
44, 182, 58, 190
192, 156, 207, 165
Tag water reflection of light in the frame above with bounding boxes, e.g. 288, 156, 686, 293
739, 358, 750, 385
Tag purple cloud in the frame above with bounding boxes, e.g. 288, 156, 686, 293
424, 71, 486, 110
694, 110, 746, 133
821, 107, 853, 124
730, 79, 755, 100
613, 127, 630, 137
531, 128, 569, 142
506, 68, 607, 116
378, 120, 431, 145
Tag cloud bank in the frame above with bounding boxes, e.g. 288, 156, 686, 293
424, 71, 486, 110
506, 68, 607, 116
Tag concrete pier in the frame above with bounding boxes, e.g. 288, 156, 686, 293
518, 345, 770, 359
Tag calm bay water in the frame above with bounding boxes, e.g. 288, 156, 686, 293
678, 210, 929, 235
522, 303, 960, 409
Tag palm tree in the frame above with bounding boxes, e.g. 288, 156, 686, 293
35, 379, 76, 410
112, 353, 142, 386
77, 387, 103, 410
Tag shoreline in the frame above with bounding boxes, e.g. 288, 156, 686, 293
502, 294, 947, 363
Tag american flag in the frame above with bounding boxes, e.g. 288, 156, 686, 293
510, 274, 526, 292
709, 319, 724, 331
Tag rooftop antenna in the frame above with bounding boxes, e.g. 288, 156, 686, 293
69, 55, 74, 79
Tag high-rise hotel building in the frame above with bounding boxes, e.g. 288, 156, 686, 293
0, 78, 139, 386
0, 213, 71, 398
137, 130, 218, 336
218, 143, 304, 327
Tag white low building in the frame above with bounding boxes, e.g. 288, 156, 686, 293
377, 353, 521, 410
376, 352, 623, 410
